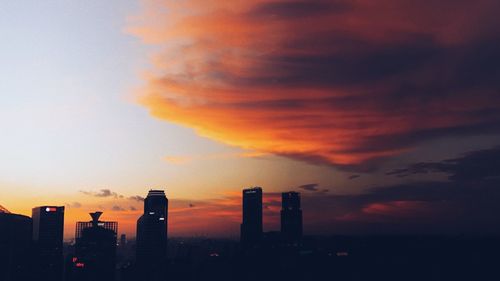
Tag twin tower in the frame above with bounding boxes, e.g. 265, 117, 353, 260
241, 187, 303, 246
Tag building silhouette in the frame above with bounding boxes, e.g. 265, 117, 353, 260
120, 233, 127, 246
32, 206, 65, 281
69, 212, 117, 281
240, 187, 263, 246
0, 206, 32, 281
136, 190, 168, 280
280, 192, 302, 243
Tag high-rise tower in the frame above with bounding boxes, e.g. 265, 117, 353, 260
280, 192, 303, 243
32, 206, 65, 281
136, 190, 168, 279
240, 187, 263, 246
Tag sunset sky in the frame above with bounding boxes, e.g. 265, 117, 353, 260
1, 0, 500, 239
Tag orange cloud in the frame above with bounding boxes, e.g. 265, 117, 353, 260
129, 0, 500, 169
164, 155, 192, 164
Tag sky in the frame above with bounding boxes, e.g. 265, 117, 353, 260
1, 0, 500, 239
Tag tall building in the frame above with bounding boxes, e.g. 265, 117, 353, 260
0, 206, 32, 281
240, 187, 263, 246
280, 192, 303, 243
69, 212, 117, 281
136, 190, 168, 279
32, 206, 65, 281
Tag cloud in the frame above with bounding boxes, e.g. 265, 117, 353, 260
112, 205, 126, 211
386, 146, 500, 181
130, 206, 137, 211
164, 155, 192, 165
80, 189, 122, 198
348, 175, 360, 180
165, 146, 500, 235
96, 145, 500, 236
162, 174, 500, 235
298, 183, 319, 192
164, 151, 267, 165
129, 0, 500, 170
66, 202, 82, 209
128, 195, 145, 202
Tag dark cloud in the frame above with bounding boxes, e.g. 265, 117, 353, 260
112, 205, 125, 211
348, 175, 360, 180
248, 0, 349, 19
80, 189, 121, 198
189, 203, 195, 208
298, 183, 319, 192
65, 202, 82, 209
296, 147, 500, 233
129, 206, 137, 211
300, 177, 500, 234
129, 195, 145, 202
164, 174, 500, 235
387, 146, 500, 181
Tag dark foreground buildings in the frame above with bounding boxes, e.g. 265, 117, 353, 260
0, 206, 32, 281
32, 206, 65, 281
68, 212, 117, 281
280, 192, 302, 243
240, 187, 263, 246
136, 190, 169, 280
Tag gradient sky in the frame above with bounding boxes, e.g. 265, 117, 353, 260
1, 0, 500, 239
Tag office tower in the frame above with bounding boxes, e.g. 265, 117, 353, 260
136, 190, 168, 280
69, 212, 117, 281
136, 190, 168, 260
240, 187, 263, 246
281, 192, 303, 243
32, 206, 65, 281
0, 206, 32, 281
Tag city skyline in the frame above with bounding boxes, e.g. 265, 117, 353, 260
1, 0, 500, 240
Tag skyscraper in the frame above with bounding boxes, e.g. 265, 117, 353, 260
32, 206, 65, 281
69, 212, 117, 281
136, 190, 168, 279
280, 192, 303, 243
240, 187, 263, 246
